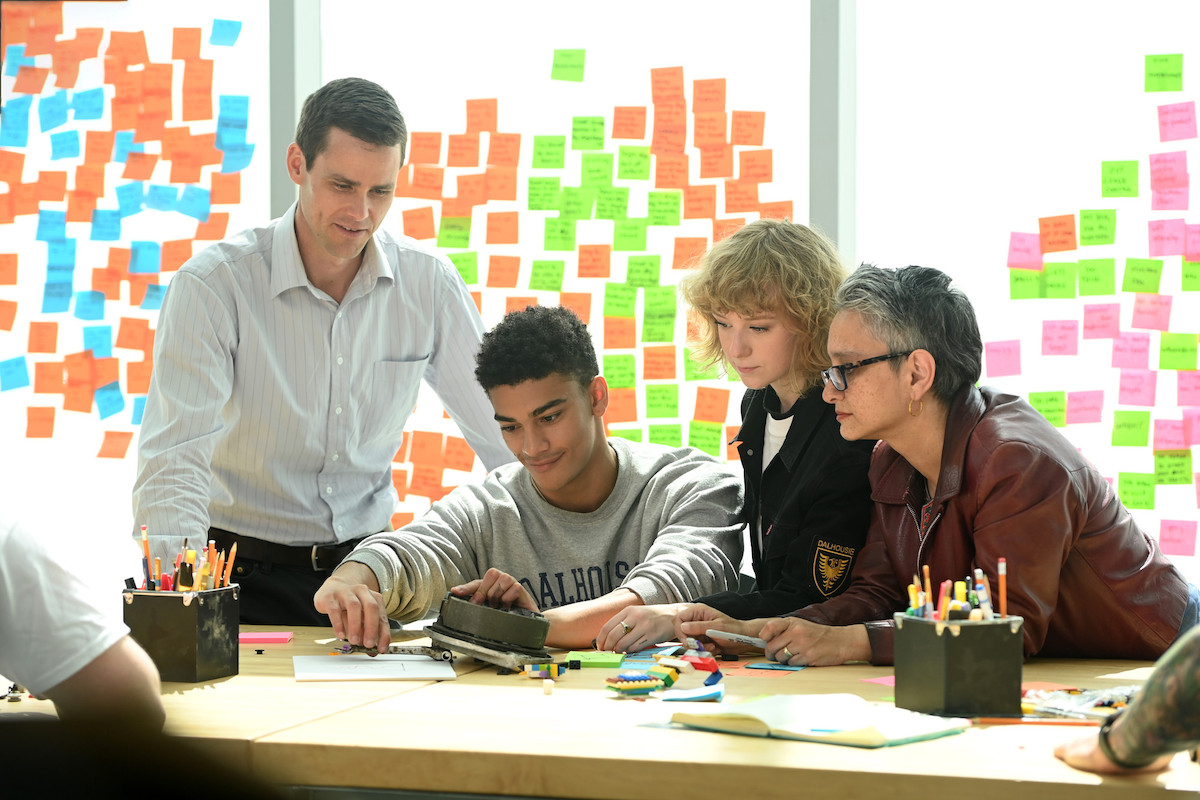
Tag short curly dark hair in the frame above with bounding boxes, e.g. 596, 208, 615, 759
475, 305, 598, 393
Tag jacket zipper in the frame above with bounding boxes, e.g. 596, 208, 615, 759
910, 502, 942, 577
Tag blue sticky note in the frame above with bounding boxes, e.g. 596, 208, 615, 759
130, 241, 161, 274
38, 90, 70, 132
72, 87, 106, 121
73, 290, 105, 321
37, 210, 67, 242
216, 95, 249, 144
116, 182, 145, 216
0, 357, 30, 391
140, 284, 166, 310
46, 238, 76, 269
146, 184, 179, 211
745, 662, 807, 672
83, 325, 113, 359
41, 282, 73, 314
177, 185, 211, 222
0, 95, 32, 147
90, 209, 122, 241
114, 130, 144, 164
132, 396, 146, 425
4, 44, 36, 77
94, 381, 125, 419
50, 130, 80, 160
220, 142, 255, 173
210, 19, 243, 46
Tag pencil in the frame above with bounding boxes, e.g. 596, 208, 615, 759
973, 716, 1099, 727
998, 557, 1008, 617
223, 541, 238, 587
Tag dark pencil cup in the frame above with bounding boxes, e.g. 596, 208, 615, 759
893, 613, 1023, 716
122, 585, 240, 682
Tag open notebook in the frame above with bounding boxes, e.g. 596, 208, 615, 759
669, 693, 969, 748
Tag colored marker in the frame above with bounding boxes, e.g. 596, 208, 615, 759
998, 558, 1008, 617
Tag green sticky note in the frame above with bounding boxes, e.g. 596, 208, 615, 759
1145, 54, 1183, 92
437, 217, 471, 249
688, 420, 725, 457
1112, 410, 1151, 447
1155, 450, 1193, 485
571, 116, 605, 150
551, 48, 585, 82
529, 260, 565, 292
564, 650, 624, 667
1183, 261, 1200, 291
646, 384, 679, 417
647, 191, 681, 226
1117, 473, 1156, 510
648, 424, 683, 448
613, 218, 648, 251
1043, 262, 1077, 299
1160, 332, 1199, 371
641, 285, 676, 343
603, 282, 637, 318
1101, 161, 1138, 198
1079, 210, 1116, 246
684, 347, 720, 381
603, 354, 636, 388
580, 152, 613, 187
532, 135, 566, 169
595, 186, 629, 220
447, 251, 477, 285
528, 177, 561, 211
1121, 258, 1163, 293
626, 255, 661, 287
559, 186, 596, 220
617, 145, 651, 180
543, 218, 577, 251
1028, 391, 1067, 428
1078, 258, 1116, 296
1009, 268, 1045, 300
608, 428, 643, 443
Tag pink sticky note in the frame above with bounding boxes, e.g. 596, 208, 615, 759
1042, 320, 1078, 355
985, 339, 1021, 377
1195, 474, 1200, 509
1185, 409, 1200, 446
1179, 371, 1200, 406
1112, 332, 1151, 369
1130, 293, 1172, 331
1148, 219, 1187, 257
1083, 304, 1120, 339
1152, 188, 1189, 211
1066, 390, 1104, 424
1149, 151, 1188, 191
238, 631, 294, 644
1118, 368, 1157, 406
1187, 224, 1200, 261
1158, 102, 1198, 142
1159, 520, 1198, 557
863, 675, 896, 687
1154, 419, 1186, 450
1006, 232, 1043, 270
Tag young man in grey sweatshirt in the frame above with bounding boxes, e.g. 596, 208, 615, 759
314, 305, 745, 649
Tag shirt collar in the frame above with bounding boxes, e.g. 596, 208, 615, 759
269, 202, 393, 299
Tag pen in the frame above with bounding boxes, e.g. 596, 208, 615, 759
140, 524, 152, 588
973, 716, 1099, 727
705, 629, 768, 649
998, 557, 1008, 617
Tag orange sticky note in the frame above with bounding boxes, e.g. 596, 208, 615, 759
612, 106, 647, 140
409, 132, 442, 165
558, 292, 592, 325
126, 360, 153, 395
604, 316, 636, 349
34, 362, 64, 394
0, 254, 16, 285
38, 171, 67, 202
181, 58, 214, 121
172, 27, 202, 59
1038, 214, 1078, 253
487, 132, 521, 167
409, 430, 444, 466
714, 218, 746, 242
84, 130, 115, 164
683, 184, 717, 219
160, 239, 192, 272
693, 112, 727, 147
122, 152, 159, 181
693, 78, 726, 113
115, 317, 149, 351
466, 98, 498, 133
726, 426, 741, 461
0, 300, 15, 332
695, 386, 730, 423
605, 387, 638, 424
0, 149, 25, 184
758, 200, 793, 221
643, 345, 677, 380
487, 255, 520, 288
107, 30, 149, 66
455, 172, 487, 206
66, 191, 96, 223
75, 164, 105, 196
651, 66, 686, 106
673, 237, 708, 270
470, 291, 482, 314
394, 432, 411, 463
577, 244, 611, 278
98, 431, 134, 459
390, 512, 415, 530
447, 133, 480, 167
27, 321, 57, 353
194, 212, 229, 240
485, 166, 517, 201
486, 211, 518, 244
700, 145, 733, 179
739, 149, 773, 182
651, 103, 687, 155
731, 111, 765, 146
12, 65, 50, 95
210, 172, 240, 205
443, 436, 477, 472
391, 467, 409, 499
26, 407, 55, 439
654, 154, 689, 189
410, 166, 445, 199
403, 207, 436, 240
724, 180, 760, 214
505, 296, 537, 314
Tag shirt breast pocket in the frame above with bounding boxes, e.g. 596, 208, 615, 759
365, 357, 428, 440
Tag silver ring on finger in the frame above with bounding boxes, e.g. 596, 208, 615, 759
620, 621, 631, 634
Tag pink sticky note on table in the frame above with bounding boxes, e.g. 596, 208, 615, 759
1149, 151, 1188, 191
1148, 219, 1186, 257
1007, 232, 1043, 270
1042, 320, 1078, 355
1180, 371, 1200, 406
1187, 224, 1200, 261
1083, 304, 1120, 339
1152, 188, 1189, 211
239, 631, 293, 644
1113, 332, 1151, 369
1154, 419, 1186, 450
1159, 520, 1197, 557
1119, 369, 1157, 406
1158, 102, 1197, 142
1067, 391, 1104, 424
985, 339, 1021, 377
1130, 293, 1172, 331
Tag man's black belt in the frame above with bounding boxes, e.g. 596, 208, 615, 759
207, 528, 365, 572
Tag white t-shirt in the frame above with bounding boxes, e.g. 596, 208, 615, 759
0, 515, 129, 695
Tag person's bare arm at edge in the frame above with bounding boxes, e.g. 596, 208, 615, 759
43, 636, 165, 730
314, 561, 391, 652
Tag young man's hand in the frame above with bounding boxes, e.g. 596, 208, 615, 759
452, 567, 539, 612
314, 562, 390, 653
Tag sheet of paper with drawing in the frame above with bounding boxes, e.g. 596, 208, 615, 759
293, 654, 457, 682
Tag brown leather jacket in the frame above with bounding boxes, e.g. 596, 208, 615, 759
793, 385, 1188, 665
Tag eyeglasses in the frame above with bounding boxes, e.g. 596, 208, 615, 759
821, 352, 913, 391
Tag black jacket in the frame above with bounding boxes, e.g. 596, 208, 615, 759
700, 385, 875, 619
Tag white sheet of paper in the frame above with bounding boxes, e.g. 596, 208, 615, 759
292, 654, 456, 681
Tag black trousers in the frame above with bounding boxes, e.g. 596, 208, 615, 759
229, 558, 335, 626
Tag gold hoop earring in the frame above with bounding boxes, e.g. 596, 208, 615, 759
908, 399, 923, 417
